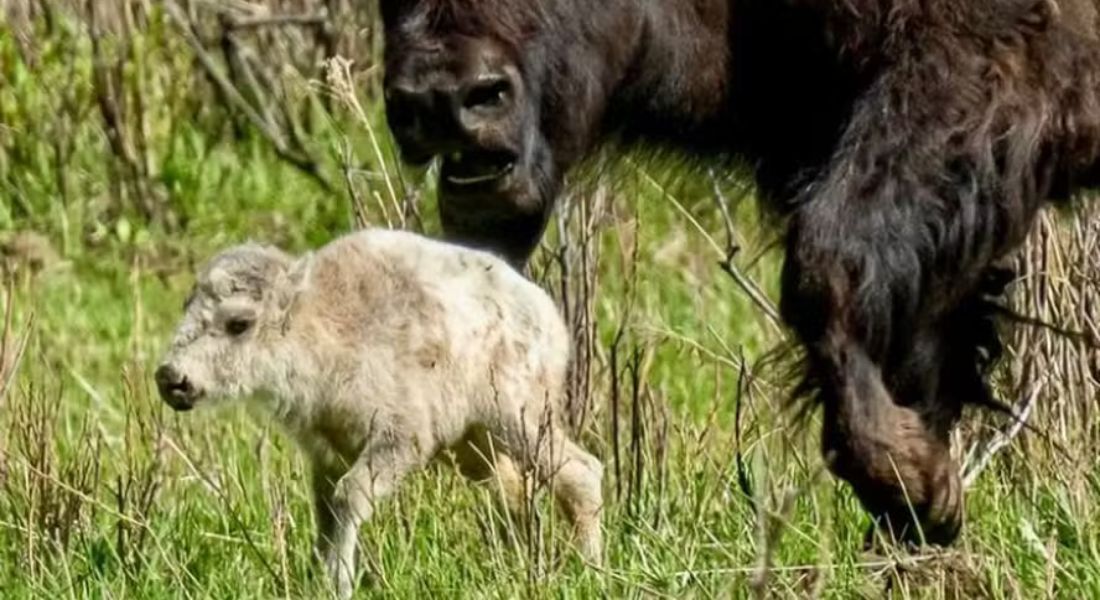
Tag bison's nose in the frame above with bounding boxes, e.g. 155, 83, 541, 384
154, 363, 198, 411
384, 69, 516, 162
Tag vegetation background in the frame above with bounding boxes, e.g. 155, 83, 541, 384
1, 1, 1099, 598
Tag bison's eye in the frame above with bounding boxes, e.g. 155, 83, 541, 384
225, 318, 254, 337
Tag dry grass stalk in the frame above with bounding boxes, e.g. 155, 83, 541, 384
322, 54, 416, 231
962, 203, 1100, 483
535, 185, 611, 435
0, 278, 33, 408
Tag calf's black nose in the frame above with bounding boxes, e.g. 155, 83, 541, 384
154, 363, 197, 411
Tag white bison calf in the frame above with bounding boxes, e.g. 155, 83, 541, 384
154, 228, 603, 598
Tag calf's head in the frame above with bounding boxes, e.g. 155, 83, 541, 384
380, 0, 636, 262
155, 244, 307, 411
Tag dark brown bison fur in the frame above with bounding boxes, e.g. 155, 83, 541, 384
379, 0, 1100, 545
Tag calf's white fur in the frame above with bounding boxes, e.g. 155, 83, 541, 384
154, 228, 603, 598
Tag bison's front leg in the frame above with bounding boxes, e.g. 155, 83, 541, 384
312, 445, 417, 599
777, 70, 1027, 544
776, 0, 1070, 543
782, 240, 968, 545
809, 330, 964, 545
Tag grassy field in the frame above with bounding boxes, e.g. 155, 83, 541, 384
2, 4, 1100, 599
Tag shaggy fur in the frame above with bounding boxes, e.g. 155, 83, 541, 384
154, 229, 603, 598
380, 0, 1100, 544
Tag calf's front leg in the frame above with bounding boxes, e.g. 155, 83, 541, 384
311, 445, 416, 599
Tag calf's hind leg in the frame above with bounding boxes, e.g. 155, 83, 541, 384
499, 418, 604, 564
451, 426, 529, 535
548, 435, 604, 563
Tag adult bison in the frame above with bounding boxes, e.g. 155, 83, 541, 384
377, 0, 1100, 545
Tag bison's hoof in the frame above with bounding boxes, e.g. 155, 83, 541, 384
863, 504, 962, 550
856, 456, 964, 549
823, 418, 965, 548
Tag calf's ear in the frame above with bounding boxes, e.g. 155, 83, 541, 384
274, 252, 314, 313
205, 266, 233, 298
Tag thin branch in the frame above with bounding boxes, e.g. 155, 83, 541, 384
989, 302, 1100, 349
708, 169, 785, 334
961, 381, 1042, 488
226, 14, 327, 30
734, 347, 755, 512
163, 0, 334, 193
630, 157, 784, 331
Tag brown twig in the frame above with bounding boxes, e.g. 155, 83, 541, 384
962, 380, 1042, 488
163, 0, 335, 193
708, 168, 785, 334
226, 13, 327, 30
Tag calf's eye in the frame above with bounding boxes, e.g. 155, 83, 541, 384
225, 318, 254, 336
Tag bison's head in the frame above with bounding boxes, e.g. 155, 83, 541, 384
380, 0, 634, 263
154, 244, 308, 411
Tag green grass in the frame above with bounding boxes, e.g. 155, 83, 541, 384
2, 10, 1100, 600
